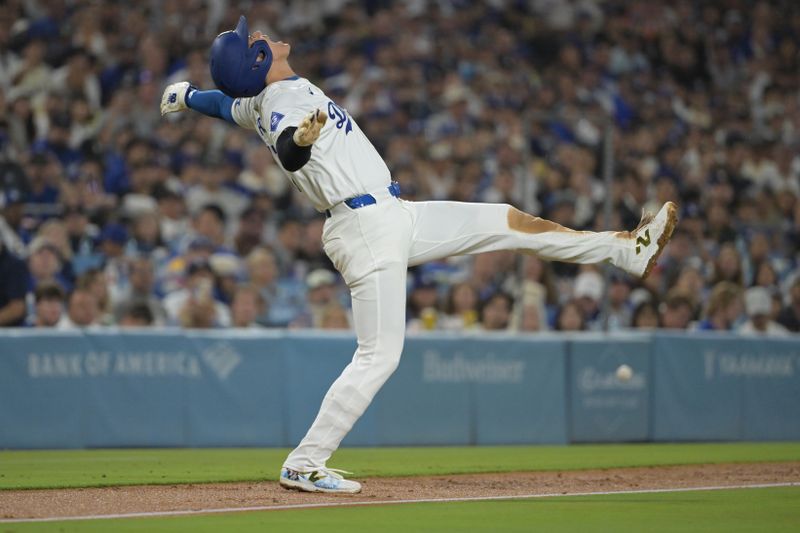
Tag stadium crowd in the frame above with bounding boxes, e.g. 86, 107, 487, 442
0, 0, 799, 335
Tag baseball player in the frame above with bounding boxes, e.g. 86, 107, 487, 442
161, 16, 677, 494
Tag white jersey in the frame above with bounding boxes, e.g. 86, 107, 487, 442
231, 77, 391, 212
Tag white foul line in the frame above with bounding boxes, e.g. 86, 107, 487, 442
1, 482, 798, 524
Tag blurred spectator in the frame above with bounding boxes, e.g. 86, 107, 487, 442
407, 274, 442, 331
319, 304, 351, 330
0, 0, 796, 335
777, 279, 800, 332
440, 282, 481, 331
76, 269, 113, 325
230, 284, 265, 328
292, 269, 341, 329
696, 282, 744, 331
118, 302, 155, 327
97, 223, 129, 301
185, 204, 230, 252
660, 292, 695, 330
632, 302, 660, 330
739, 287, 789, 336
606, 275, 633, 330
31, 283, 65, 328
233, 205, 267, 257
57, 288, 99, 329
164, 259, 230, 327
27, 237, 67, 292
0, 241, 28, 326
555, 300, 586, 331
210, 253, 243, 305
480, 292, 514, 331
0, 181, 28, 256
114, 256, 166, 325
573, 270, 604, 329
247, 246, 285, 326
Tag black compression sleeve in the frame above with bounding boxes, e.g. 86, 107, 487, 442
276, 127, 312, 172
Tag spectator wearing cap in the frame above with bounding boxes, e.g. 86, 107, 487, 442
30, 283, 65, 328
97, 223, 129, 304
777, 278, 800, 332
163, 259, 231, 328
7, 38, 50, 101
23, 154, 58, 207
63, 206, 99, 270
209, 253, 243, 305
738, 287, 789, 336
27, 236, 69, 292
406, 273, 442, 331
0, 241, 28, 327
230, 285, 265, 329
573, 270, 604, 330
56, 287, 99, 329
292, 269, 342, 329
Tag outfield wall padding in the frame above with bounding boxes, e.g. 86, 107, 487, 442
0, 330, 798, 448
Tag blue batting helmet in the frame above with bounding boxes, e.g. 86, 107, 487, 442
209, 16, 272, 98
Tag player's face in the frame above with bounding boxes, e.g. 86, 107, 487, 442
249, 31, 290, 59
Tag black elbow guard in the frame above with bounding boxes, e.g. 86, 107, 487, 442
276, 127, 312, 172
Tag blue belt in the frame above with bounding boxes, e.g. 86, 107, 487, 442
325, 182, 401, 218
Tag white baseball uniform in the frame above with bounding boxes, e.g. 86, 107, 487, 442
231, 77, 654, 470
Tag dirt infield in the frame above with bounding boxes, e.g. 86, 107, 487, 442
2, 462, 799, 520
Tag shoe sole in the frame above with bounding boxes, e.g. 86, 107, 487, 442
640, 201, 678, 280
279, 478, 362, 494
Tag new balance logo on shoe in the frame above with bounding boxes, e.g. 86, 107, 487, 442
635, 229, 651, 255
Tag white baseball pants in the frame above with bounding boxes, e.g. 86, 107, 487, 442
284, 190, 632, 470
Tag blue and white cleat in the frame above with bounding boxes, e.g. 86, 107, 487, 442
279, 467, 362, 494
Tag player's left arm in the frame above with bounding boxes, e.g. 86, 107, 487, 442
160, 81, 236, 125
274, 109, 328, 171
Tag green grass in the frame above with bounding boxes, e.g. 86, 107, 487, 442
1, 442, 799, 490
4, 486, 799, 532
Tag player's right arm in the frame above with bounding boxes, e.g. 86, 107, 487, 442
160, 81, 254, 128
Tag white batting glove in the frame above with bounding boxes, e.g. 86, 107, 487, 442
160, 81, 194, 116
293, 109, 328, 146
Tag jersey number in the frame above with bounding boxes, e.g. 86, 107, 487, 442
327, 102, 352, 134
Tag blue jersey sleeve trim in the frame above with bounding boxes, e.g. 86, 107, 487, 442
186, 89, 235, 125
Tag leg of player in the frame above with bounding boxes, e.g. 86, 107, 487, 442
406, 201, 677, 278
280, 199, 412, 494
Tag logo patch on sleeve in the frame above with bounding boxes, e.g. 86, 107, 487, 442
270, 112, 285, 132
